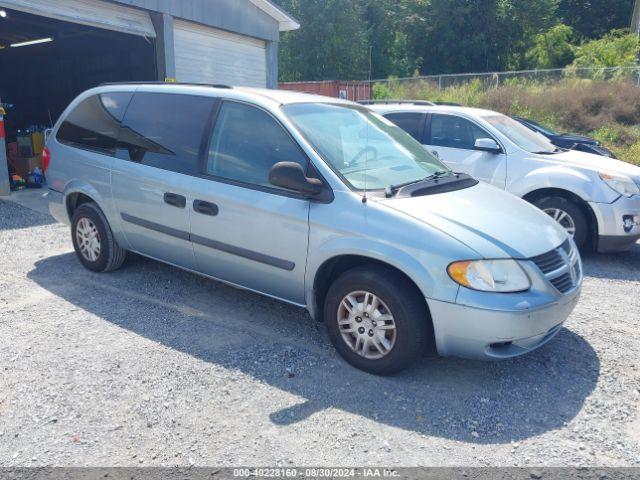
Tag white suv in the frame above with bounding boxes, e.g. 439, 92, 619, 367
369, 103, 640, 252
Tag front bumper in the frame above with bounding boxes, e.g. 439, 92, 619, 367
590, 195, 640, 252
428, 285, 581, 360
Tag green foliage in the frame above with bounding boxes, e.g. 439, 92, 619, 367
363, 0, 424, 78
409, 0, 559, 74
526, 24, 575, 68
591, 124, 629, 145
571, 30, 640, 69
591, 125, 640, 165
371, 82, 391, 100
273, 0, 638, 82
275, 0, 370, 81
557, 0, 635, 39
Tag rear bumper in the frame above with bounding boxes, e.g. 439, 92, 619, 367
428, 286, 581, 360
590, 195, 640, 252
47, 188, 69, 225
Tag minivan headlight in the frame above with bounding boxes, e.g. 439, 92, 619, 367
448, 259, 531, 293
599, 172, 640, 198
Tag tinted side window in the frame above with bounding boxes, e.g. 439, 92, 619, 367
430, 114, 492, 150
56, 93, 132, 155
384, 113, 424, 141
206, 102, 308, 189
117, 93, 215, 176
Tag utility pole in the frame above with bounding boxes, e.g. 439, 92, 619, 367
633, 0, 640, 86
0, 97, 10, 196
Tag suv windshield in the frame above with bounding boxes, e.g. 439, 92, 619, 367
485, 114, 557, 154
526, 119, 559, 136
282, 103, 449, 191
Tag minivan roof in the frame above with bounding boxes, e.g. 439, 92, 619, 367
95, 82, 355, 108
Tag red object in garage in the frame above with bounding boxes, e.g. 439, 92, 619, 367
42, 146, 51, 172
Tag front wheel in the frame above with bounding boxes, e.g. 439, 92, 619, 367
324, 266, 431, 375
533, 196, 588, 249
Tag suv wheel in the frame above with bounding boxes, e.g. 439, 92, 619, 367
71, 203, 127, 272
324, 265, 430, 375
533, 196, 588, 249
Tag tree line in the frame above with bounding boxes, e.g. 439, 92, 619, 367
273, 0, 636, 81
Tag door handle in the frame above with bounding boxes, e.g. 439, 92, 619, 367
193, 199, 219, 216
163, 192, 186, 208
431, 150, 440, 158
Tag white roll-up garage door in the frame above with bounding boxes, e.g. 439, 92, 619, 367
174, 19, 267, 88
0, 0, 156, 37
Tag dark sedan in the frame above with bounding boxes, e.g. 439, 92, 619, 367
513, 116, 616, 158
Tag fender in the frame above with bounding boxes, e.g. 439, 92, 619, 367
508, 164, 618, 204
304, 236, 462, 319
61, 179, 129, 249
62, 180, 108, 215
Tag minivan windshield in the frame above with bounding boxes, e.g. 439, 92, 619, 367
485, 114, 558, 154
282, 103, 450, 191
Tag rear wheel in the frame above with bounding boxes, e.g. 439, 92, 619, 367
324, 265, 430, 375
533, 195, 588, 249
71, 203, 127, 272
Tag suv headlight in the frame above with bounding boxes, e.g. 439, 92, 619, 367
448, 259, 531, 293
599, 172, 640, 198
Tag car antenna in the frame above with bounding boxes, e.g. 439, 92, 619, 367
362, 46, 374, 205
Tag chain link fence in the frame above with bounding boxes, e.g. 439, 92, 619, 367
281, 67, 640, 101
370, 66, 640, 93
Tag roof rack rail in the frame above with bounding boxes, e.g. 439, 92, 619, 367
432, 101, 462, 106
99, 81, 233, 89
358, 99, 436, 106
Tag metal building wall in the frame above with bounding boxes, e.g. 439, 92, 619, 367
113, 0, 283, 88
113, 0, 280, 41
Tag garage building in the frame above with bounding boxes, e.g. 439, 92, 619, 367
0, 0, 298, 192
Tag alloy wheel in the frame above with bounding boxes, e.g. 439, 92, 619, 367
337, 290, 397, 360
544, 208, 576, 237
76, 217, 101, 262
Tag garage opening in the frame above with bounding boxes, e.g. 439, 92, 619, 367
0, 7, 156, 188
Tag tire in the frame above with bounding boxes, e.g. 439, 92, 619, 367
71, 202, 127, 273
324, 265, 431, 375
533, 195, 589, 249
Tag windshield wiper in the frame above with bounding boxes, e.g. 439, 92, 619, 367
385, 171, 452, 197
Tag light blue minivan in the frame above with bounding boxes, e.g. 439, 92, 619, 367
46, 83, 582, 374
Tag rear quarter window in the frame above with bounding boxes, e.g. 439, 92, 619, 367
383, 112, 425, 142
56, 92, 132, 156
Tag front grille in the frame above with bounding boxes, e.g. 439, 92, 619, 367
530, 239, 581, 294
551, 272, 574, 293
530, 249, 565, 274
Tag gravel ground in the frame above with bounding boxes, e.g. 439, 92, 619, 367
0, 196, 639, 467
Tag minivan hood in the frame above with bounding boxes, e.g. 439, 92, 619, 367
376, 182, 567, 259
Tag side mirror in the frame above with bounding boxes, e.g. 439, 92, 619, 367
269, 162, 323, 196
474, 138, 501, 154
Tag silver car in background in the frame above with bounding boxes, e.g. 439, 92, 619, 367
369, 103, 640, 253
45, 84, 581, 374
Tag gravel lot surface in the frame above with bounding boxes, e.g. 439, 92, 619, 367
1, 195, 639, 467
